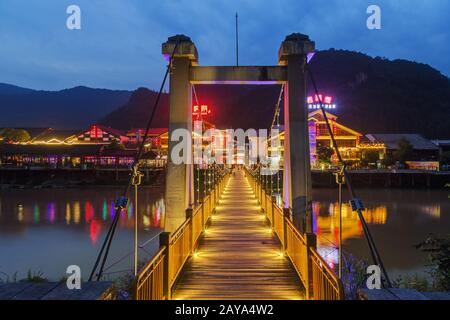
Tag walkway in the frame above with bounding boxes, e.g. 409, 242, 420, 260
172, 170, 304, 300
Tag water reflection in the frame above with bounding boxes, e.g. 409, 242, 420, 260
311, 189, 449, 277
0, 187, 165, 281
0, 189, 166, 246
273, 189, 449, 276
314, 203, 388, 268
1, 187, 448, 280
315, 202, 388, 248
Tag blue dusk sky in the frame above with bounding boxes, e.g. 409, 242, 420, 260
0, 0, 448, 91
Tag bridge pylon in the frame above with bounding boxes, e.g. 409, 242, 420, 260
162, 35, 197, 232
278, 33, 315, 234
163, 33, 316, 237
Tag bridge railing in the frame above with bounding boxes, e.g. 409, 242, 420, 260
133, 172, 229, 300
134, 246, 166, 300
245, 168, 344, 300
284, 217, 308, 285
272, 203, 285, 244
167, 219, 191, 288
310, 247, 345, 300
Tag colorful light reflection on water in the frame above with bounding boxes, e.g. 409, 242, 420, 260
0, 190, 165, 246
0, 187, 165, 281
271, 189, 449, 277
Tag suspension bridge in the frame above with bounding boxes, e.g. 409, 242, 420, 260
89, 33, 389, 301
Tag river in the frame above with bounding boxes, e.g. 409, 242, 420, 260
0, 187, 448, 282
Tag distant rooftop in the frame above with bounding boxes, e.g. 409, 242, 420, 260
366, 134, 438, 150
431, 140, 450, 146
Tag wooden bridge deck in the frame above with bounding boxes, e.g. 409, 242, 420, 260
172, 170, 304, 300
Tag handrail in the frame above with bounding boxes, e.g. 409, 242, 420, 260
168, 218, 192, 287
134, 246, 166, 300
134, 172, 230, 300
284, 217, 308, 284
170, 217, 191, 245
272, 204, 285, 246
245, 166, 345, 300
192, 205, 203, 244
310, 247, 345, 300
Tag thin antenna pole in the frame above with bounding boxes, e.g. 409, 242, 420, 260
235, 12, 239, 67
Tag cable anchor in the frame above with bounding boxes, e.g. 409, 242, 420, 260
131, 164, 144, 186
349, 198, 365, 212
334, 166, 346, 185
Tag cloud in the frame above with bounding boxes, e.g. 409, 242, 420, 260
0, 0, 448, 91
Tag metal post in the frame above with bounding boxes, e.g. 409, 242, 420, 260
235, 12, 239, 67
283, 208, 290, 252
338, 182, 342, 278
134, 183, 138, 276
159, 232, 171, 300
205, 165, 208, 194
196, 165, 200, 206
335, 168, 345, 279
186, 208, 194, 253
132, 165, 144, 277
305, 232, 317, 300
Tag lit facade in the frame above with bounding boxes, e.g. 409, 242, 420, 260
0, 124, 166, 169
270, 110, 381, 168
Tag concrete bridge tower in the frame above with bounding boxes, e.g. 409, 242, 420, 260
278, 33, 315, 233
162, 35, 197, 232
162, 33, 315, 235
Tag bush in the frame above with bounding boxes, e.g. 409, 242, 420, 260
416, 234, 450, 291
0, 128, 31, 143
341, 253, 370, 300
394, 273, 430, 292
24, 270, 47, 283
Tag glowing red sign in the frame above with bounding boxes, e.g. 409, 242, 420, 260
307, 95, 333, 104
307, 95, 336, 110
193, 105, 212, 117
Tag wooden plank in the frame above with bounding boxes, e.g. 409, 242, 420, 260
172, 171, 304, 300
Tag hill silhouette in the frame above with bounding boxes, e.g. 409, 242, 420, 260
0, 85, 132, 129
100, 49, 450, 138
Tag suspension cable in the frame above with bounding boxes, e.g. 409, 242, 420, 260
269, 84, 284, 134
88, 38, 181, 282
102, 231, 162, 273
192, 84, 200, 107
305, 61, 392, 287
265, 85, 285, 195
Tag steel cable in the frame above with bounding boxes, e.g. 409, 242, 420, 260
89, 38, 180, 281
305, 61, 392, 287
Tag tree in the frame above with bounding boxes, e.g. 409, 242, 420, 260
363, 150, 379, 163
316, 145, 334, 163
394, 138, 413, 164
361, 150, 380, 167
440, 151, 450, 165
0, 128, 31, 143
382, 153, 395, 167
416, 235, 450, 291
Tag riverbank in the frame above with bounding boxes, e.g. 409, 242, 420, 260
312, 169, 449, 189
0, 168, 165, 189
0, 168, 449, 189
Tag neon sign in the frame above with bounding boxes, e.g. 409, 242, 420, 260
193, 104, 212, 117
307, 95, 336, 110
